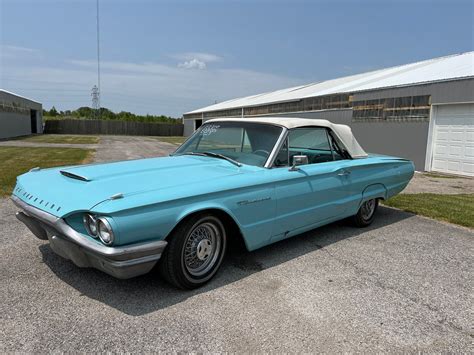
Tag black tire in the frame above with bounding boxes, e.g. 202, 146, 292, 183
353, 198, 379, 227
159, 213, 227, 289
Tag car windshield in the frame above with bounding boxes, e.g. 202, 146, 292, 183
174, 122, 283, 167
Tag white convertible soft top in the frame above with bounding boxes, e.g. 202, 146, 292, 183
206, 117, 368, 158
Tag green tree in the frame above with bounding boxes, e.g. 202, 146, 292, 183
49, 106, 59, 117
44, 105, 179, 123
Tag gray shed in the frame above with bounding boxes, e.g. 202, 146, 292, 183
0, 89, 43, 140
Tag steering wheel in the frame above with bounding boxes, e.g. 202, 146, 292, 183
253, 149, 269, 157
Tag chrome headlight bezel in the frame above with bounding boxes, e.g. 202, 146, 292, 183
97, 217, 115, 246
83, 213, 98, 238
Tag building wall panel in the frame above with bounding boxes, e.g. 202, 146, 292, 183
0, 91, 43, 138
183, 118, 195, 137
351, 121, 430, 169
0, 112, 32, 139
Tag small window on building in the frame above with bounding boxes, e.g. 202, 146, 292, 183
352, 95, 431, 122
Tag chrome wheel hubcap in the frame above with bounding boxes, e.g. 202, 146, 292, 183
361, 199, 376, 220
196, 239, 212, 261
183, 222, 222, 277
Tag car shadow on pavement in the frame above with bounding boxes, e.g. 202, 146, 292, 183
39, 206, 413, 316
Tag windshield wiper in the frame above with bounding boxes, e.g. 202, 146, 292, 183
181, 152, 207, 157
182, 152, 242, 167
203, 151, 242, 167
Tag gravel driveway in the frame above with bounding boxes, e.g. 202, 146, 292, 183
0, 135, 472, 352
404, 172, 473, 194
93, 136, 177, 162
0, 135, 177, 162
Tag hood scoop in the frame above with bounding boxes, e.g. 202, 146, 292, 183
60, 170, 91, 182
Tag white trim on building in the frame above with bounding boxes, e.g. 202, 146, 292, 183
426, 103, 474, 176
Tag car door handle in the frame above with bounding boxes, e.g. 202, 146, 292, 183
337, 169, 351, 176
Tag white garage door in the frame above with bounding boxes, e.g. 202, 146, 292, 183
430, 104, 474, 176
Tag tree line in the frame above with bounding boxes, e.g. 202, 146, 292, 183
43, 106, 180, 124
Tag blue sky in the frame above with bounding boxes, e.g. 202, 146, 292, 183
1, 0, 473, 117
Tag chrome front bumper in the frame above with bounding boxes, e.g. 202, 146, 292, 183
11, 195, 168, 279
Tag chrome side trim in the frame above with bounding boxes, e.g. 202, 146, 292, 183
264, 127, 289, 169
11, 195, 167, 261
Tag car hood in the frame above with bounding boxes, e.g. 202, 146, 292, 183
13, 155, 253, 217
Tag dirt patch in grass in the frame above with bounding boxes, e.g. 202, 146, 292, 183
384, 193, 474, 228
0, 147, 94, 197
423, 172, 466, 179
18, 135, 100, 144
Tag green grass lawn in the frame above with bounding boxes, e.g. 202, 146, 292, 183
154, 136, 187, 145
0, 147, 94, 197
18, 134, 100, 144
384, 193, 474, 228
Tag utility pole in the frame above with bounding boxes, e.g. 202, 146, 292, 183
96, 0, 101, 118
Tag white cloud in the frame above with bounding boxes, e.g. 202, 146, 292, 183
178, 58, 206, 70
2, 45, 36, 53
0, 45, 38, 59
173, 52, 222, 70
172, 52, 222, 63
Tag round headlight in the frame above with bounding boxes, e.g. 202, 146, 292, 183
83, 213, 98, 237
97, 217, 114, 245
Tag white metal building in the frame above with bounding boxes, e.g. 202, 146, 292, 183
184, 52, 474, 176
0, 90, 43, 139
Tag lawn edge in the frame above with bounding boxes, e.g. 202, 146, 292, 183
381, 203, 474, 232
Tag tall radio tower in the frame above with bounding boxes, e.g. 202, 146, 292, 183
95, 0, 101, 117
91, 85, 99, 117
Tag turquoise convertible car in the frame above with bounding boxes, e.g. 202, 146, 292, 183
12, 117, 414, 289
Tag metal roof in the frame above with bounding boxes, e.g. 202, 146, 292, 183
0, 89, 42, 104
186, 51, 474, 115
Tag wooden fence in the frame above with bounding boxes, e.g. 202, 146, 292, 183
44, 119, 183, 136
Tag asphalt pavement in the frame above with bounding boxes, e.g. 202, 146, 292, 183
1, 197, 472, 352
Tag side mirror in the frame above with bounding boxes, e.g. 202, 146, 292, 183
289, 155, 309, 171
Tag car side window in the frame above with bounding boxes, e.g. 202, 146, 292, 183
273, 127, 348, 167
288, 127, 334, 165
